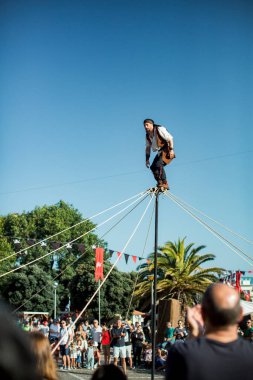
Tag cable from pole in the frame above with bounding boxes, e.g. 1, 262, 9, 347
125, 201, 156, 321
165, 192, 253, 267
12, 193, 150, 314
169, 191, 253, 246
100, 194, 149, 240
168, 192, 253, 264
0, 191, 150, 278
0, 189, 148, 263
52, 190, 156, 354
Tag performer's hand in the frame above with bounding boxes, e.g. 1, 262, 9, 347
170, 150, 175, 159
187, 305, 204, 338
146, 160, 150, 168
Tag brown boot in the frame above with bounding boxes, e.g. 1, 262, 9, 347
162, 181, 169, 190
157, 180, 164, 189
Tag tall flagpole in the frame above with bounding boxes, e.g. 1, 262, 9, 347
151, 191, 159, 380
98, 279, 101, 325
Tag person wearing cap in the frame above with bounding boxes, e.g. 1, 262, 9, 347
144, 118, 175, 190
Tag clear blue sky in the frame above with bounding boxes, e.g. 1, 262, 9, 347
1, 0, 253, 273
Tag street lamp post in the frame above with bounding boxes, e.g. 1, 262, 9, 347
53, 282, 58, 319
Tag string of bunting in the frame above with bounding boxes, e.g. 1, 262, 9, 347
2, 236, 151, 265
108, 249, 148, 264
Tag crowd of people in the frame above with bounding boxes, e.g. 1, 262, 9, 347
1, 283, 252, 380
18, 298, 253, 378
19, 314, 177, 373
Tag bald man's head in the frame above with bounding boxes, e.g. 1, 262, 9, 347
202, 283, 242, 327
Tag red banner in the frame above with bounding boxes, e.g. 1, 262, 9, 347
235, 271, 242, 293
95, 247, 104, 282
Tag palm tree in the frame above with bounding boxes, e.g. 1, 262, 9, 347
134, 238, 224, 310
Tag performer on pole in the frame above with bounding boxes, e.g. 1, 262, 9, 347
144, 118, 175, 190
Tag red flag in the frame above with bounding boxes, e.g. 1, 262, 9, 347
95, 248, 104, 282
117, 252, 122, 259
132, 256, 137, 263
235, 271, 242, 293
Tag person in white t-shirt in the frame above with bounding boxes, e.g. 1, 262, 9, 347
91, 319, 102, 366
60, 320, 71, 370
49, 319, 60, 343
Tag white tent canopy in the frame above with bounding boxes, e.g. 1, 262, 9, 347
241, 300, 253, 316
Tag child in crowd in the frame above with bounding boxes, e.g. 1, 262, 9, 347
70, 342, 77, 369
76, 339, 83, 369
155, 348, 167, 371
144, 343, 152, 369
87, 340, 95, 369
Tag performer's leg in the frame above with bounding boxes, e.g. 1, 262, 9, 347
150, 155, 166, 183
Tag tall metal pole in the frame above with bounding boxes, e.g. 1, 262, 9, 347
54, 287, 57, 319
98, 279, 101, 325
151, 191, 159, 380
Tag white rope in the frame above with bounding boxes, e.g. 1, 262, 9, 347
0, 192, 149, 278
125, 200, 156, 321
52, 190, 155, 354
12, 193, 150, 313
169, 191, 253, 245
0, 190, 147, 263
165, 192, 253, 267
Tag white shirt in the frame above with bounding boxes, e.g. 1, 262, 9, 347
60, 327, 70, 345
91, 326, 102, 346
49, 323, 60, 338
146, 126, 173, 152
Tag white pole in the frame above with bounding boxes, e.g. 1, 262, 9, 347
98, 279, 101, 325
54, 287, 57, 319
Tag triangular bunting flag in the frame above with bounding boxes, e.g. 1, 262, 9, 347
139, 257, 143, 261
132, 256, 137, 263
78, 244, 85, 253
51, 242, 61, 250
124, 254, 129, 264
27, 239, 35, 246
109, 249, 114, 257
117, 252, 122, 259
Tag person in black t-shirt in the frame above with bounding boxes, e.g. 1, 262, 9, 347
111, 319, 126, 374
173, 320, 188, 343
166, 283, 253, 380
131, 325, 144, 368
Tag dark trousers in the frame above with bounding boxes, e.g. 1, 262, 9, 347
133, 346, 142, 367
150, 154, 166, 183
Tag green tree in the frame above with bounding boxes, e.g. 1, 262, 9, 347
1, 265, 56, 313
134, 238, 224, 310
0, 201, 101, 312
69, 258, 137, 320
0, 201, 137, 318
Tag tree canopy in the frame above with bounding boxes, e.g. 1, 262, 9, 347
134, 238, 224, 311
0, 201, 137, 318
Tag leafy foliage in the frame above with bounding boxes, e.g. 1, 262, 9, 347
0, 201, 137, 319
134, 238, 224, 310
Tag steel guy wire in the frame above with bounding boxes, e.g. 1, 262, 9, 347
0, 191, 150, 278
165, 192, 253, 267
51, 190, 155, 354
0, 189, 148, 263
